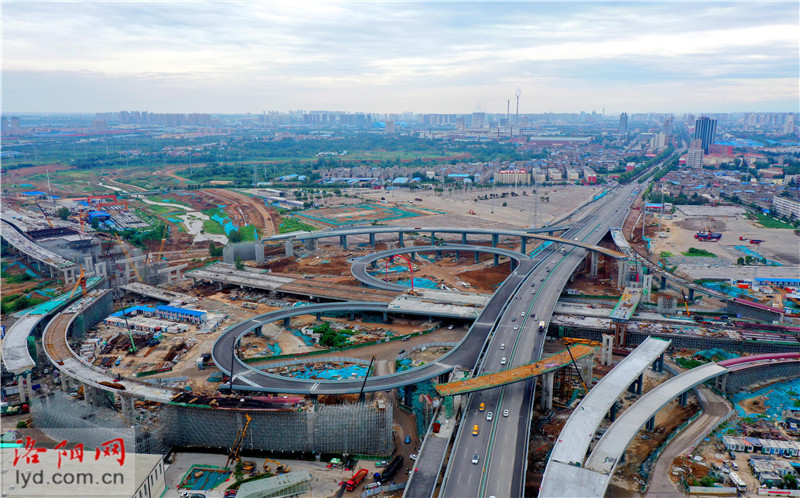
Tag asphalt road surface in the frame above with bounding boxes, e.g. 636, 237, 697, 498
441, 181, 641, 498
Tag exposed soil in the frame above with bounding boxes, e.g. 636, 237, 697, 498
457, 262, 512, 293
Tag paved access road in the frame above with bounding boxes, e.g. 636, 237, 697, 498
441, 181, 641, 498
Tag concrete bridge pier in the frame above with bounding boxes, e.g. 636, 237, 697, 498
660, 275, 667, 290
435, 250, 442, 261
369, 233, 376, 247
714, 373, 728, 392
540, 371, 555, 411
438, 372, 449, 384
340, 235, 348, 250
688, 288, 695, 301
609, 401, 618, 422
601, 334, 614, 366
474, 252, 480, 264
652, 353, 665, 373
582, 354, 595, 387
617, 260, 629, 288
17, 373, 31, 403
491, 233, 499, 248
410, 252, 416, 261
521, 237, 527, 254
120, 395, 137, 423
678, 391, 688, 407
305, 238, 317, 251
254, 326, 262, 337
285, 239, 294, 257
493, 255, 499, 266
455, 250, 460, 262
371, 260, 378, 269
283, 317, 291, 327
628, 373, 643, 395
462, 233, 468, 245
398, 232, 404, 248
315, 313, 321, 321
590, 252, 599, 278
430, 231, 436, 245
350, 311, 355, 320
646, 416, 656, 431
382, 311, 388, 322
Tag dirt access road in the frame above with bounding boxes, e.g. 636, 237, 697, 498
202, 188, 276, 236
645, 384, 732, 497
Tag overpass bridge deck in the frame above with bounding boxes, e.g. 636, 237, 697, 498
434, 345, 595, 396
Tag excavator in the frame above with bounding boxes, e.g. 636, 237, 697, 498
263, 458, 290, 474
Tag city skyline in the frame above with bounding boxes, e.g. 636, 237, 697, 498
2, 2, 798, 114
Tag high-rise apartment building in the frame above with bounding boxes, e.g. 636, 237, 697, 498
687, 139, 704, 169
472, 112, 486, 129
785, 114, 796, 135
619, 112, 628, 136
694, 116, 717, 153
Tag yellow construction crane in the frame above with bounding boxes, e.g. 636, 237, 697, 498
154, 224, 169, 264
225, 413, 252, 469
113, 234, 143, 283
35, 201, 54, 227
67, 267, 87, 298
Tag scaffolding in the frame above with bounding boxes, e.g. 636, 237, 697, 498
31, 393, 166, 454
164, 401, 393, 456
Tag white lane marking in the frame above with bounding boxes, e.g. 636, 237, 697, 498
310, 383, 320, 391
233, 374, 260, 387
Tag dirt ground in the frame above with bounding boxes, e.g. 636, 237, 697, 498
357, 184, 603, 229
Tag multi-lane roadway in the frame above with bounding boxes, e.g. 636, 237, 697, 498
440, 181, 641, 498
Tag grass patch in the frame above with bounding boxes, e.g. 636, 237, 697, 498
676, 357, 706, 369
278, 217, 318, 234
682, 247, 717, 257
752, 212, 795, 229
202, 219, 226, 235
660, 251, 674, 258
238, 225, 258, 242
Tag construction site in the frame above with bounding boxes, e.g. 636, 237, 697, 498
4, 175, 800, 498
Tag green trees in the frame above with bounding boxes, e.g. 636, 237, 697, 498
56, 207, 71, 220
209, 241, 223, 257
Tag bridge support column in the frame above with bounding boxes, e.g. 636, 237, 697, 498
17, 374, 28, 403
540, 371, 555, 411
435, 250, 442, 261
646, 416, 656, 431
617, 259, 629, 288
339, 235, 347, 250
121, 395, 136, 423
351, 311, 355, 320
398, 232, 404, 248
582, 354, 594, 388
439, 373, 449, 384
315, 313, 321, 321
652, 353, 664, 373
383, 311, 388, 322
371, 260, 378, 269
660, 275, 667, 290
609, 400, 618, 422
628, 373, 643, 395
678, 391, 688, 407
283, 317, 291, 327
688, 288, 695, 302
305, 238, 317, 250
410, 252, 416, 261
521, 237, 527, 254
83, 383, 104, 407
285, 239, 294, 257
462, 233, 467, 245
455, 250, 460, 262
491, 234, 499, 248
601, 334, 614, 366
474, 252, 480, 264
590, 252, 599, 278
715, 373, 728, 392
254, 326, 262, 337
493, 255, 499, 266
369, 233, 375, 247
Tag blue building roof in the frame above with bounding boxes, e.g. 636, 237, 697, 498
110, 305, 156, 317
22, 191, 47, 196
88, 210, 111, 219
156, 305, 206, 317
392, 177, 408, 184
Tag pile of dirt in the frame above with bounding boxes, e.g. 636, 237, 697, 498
458, 262, 512, 293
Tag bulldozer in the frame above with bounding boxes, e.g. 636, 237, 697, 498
263, 458, 290, 474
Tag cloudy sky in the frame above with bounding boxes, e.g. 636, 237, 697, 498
2, 1, 798, 114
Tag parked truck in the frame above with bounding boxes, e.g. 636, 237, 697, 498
538, 321, 546, 333
345, 468, 368, 491
1, 402, 29, 417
